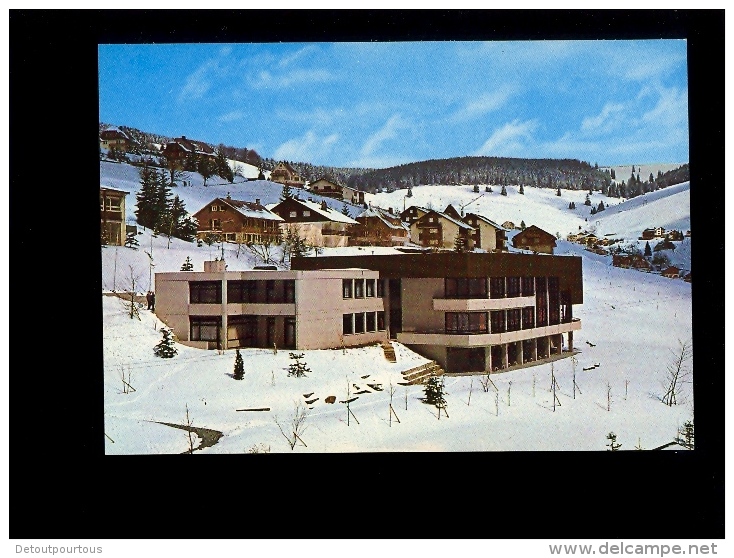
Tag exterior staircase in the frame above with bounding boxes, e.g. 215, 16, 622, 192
381, 341, 397, 363
400, 361, 445, 385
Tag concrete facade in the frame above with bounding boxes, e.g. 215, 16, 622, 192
293, 253, 583, 374
155, 264, 385, 351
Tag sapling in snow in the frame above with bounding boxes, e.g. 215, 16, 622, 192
153, 328, 177, 358
233, 348, 244, 380
287, 352, 310, 377
606, 432, 621, 451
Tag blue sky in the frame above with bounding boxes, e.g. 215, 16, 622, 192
99, 41, 689, 168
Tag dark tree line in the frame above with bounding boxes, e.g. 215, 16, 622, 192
603, 164, 689, 199
135, 166, 198, 241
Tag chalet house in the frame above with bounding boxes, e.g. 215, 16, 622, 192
463, 213, 507, 252
308, 178, 365, 205
400, 206, 430, 226
640, 227, 666, 240
270, 162, 305, 188
410, 210, 475, 250
661, 266, 681, 279
352, 207, 410, 246
100, 186, 129, 245
155, 261, 385, 351
511, 225, 557, 255
612, 254, 652, 270
294, 252, 583, 374
666, 230, 684, 241
502, 221, 517, 230
160, 136, 216, 167
100, 128, 133, 152
192, 196, 283, 245
269, 197, 358, 248
443, 204, 463, 221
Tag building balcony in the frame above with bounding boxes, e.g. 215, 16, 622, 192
397, 318, 581, 347
433, 295, 536, 312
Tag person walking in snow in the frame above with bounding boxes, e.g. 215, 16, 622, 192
150, 291, 155, 311
146, 291, 152, 310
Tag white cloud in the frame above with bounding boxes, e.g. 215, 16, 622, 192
273, 131, 339, 163
581, 103, 626, 132
359, 114, 409, 158
475, 119, 537, 157
218, 111, 245, 123
178, 59, 218, 103
278, 45, 319, 68
642, 87, 688, 127
449, 86, 515, 122
251, 68, 333, 89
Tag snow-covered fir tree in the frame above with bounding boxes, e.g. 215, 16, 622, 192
500, 185, 507, 196
556, 187, 562, 196
422, 375, 446, 409
453, 233, 467, 253
153, 329, 178, 359
280, 183, 293, 201
520, 220, 526, 230
676, 420, 694, 449
606, 432, 621, 451
287, 352, 311, 377
233, 348, 244, 380
180, 256, 194, 271
124, 231, 139, 249
584, 193, 591, 206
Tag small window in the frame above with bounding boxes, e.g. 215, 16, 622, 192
377, 311, 386, 331
303, 211, 311, 217
354, 279, 364, 298
342, 279, 353, 298
343, 314, 354, 335
284, 280, 295, 303
354, 313, 365, 334
365, 279, 375, 297
430, 228, 438, 233
366, 312, 376, 332
212, 205, 218, 212
289, 211, 297, 218
429, 217, 435, 223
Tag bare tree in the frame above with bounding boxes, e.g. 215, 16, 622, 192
274, 401, 308, 450
121, 264, 145, 320
185, 404, 196, 454
479, 369, 497, 393
247, 239, 278, 265
662, 339, 692, 406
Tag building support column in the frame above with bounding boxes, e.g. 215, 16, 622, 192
221, 275, 228, 350
517, 341, 524, 366
533, 338, 538, 362
485, 346, 492, 372
568, 331, 574, 352
503, 343, 509, 370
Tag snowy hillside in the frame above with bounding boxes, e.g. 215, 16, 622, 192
100, 160, 362, 225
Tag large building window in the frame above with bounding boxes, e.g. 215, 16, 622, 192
354, 313, 365, 334
366, 312, 376, 332
227, 280, 257, 303
536, 277, 548, 327
377, 311, 386, 331
284, 317, 296, 349
507, 276, 521, 298
507, 308, 521, 332
343, 279, 353, 298
445, 312, 488, 334
343, 314, 353, 335
445, 277, 487, 298
522, 306, 535, 329
366, 279, 376, 298
490, 310, 506, 333
354, 279, 365, 299
377, 280, 385, 298
522, 276, 535, 296
228, 315, 257, 347
489, 277, 506, 299
284, 280, 296, 303
266, 280, 277, 302
548, 277, 560, 325
190, 316, 221, 342
190, 281, 222, 304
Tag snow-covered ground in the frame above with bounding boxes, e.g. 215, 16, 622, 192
102, 160, 693, 453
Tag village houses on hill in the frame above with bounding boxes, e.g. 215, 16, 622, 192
192, 195, 283, 245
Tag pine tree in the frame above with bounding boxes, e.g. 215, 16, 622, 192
584, 193, 591, 206
676, 420, 694, 449
407, 186, 413, 197
556, 187, 561, 196
520, 220, 526, 230
606, 432, 621, 451
644, 242, 652, 257
422, 375, 447, 411
180, 256, 194, 271
610, 168, 616, 180
198, 157, 215, 187
597, 200, 605, 212
341, 202, 351, 217
215, 146, 234, 183
154, 329, 178, 358
500, 185, 507, 196
124, 231, 139, 249
280, 183, 293, 201
135, 165, 160, 230
233, 348, 244, 380
453, 233, 467, 253
590, 206, 597, 215
519, 184, 525, 195
485, 186, 491, 192
473, 184, 480, 193
287, 352, 311, 377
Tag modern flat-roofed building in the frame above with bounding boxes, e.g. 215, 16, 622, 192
100, 186, 129, 245
292, 252, 583, 373
155, 260, 385, 351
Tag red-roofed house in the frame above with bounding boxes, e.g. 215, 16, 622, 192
269, 197, 358, 247
192, 196, 284, 245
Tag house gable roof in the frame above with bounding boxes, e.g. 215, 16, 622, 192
269, 197, 358, 224
194, 198, 284, 222
415, 210, 474, 231
464, 212, 506, 231
512, 225, 557, 245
